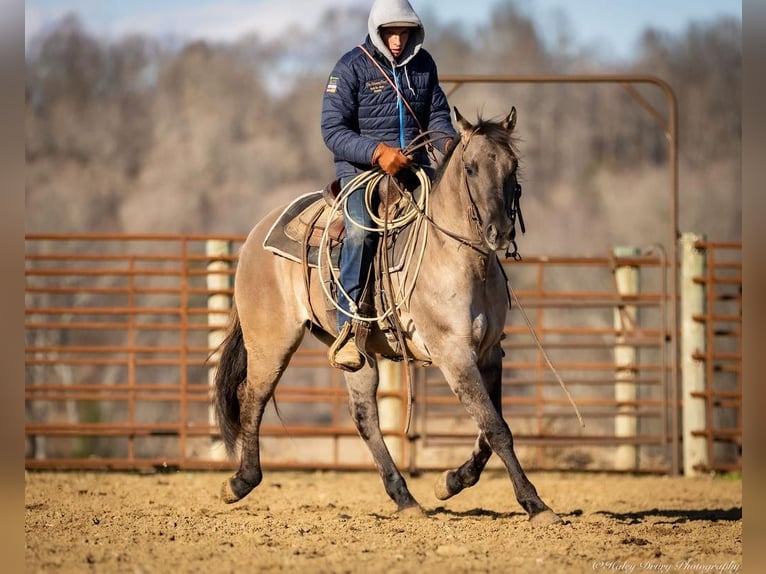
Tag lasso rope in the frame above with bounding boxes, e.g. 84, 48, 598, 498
317, 166, 431, 324
506, 281, 585, 428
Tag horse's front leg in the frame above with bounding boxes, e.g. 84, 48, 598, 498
438, 350, 562, 525
434, 344, 502, 500
434, 432, 492, 501
344, 361, 421, 514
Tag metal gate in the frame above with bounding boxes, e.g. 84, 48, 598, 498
410, 248, 674, 473
26, 234, 712, 474
686, 240, 742, 473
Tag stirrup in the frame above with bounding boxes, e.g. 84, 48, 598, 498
328, 322, 364, 372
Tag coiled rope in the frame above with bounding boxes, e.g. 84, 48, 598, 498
317, 165, 431, 324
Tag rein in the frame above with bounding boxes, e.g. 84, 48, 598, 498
404, 193, 490, 257
459, 129, 494, 255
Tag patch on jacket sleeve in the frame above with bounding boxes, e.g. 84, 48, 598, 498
325, 76, 339, 94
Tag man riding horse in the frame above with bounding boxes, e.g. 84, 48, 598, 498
321, 0, 456, 371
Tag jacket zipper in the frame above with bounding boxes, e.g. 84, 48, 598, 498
393, 66, 405, 148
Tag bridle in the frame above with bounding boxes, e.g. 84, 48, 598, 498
505, 173, 525, 260
402, 129, 526, 260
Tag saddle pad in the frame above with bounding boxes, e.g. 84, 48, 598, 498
263, 191, 416, 272
263, 191, 341, 268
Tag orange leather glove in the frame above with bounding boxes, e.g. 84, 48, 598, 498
372, 142, 412, 176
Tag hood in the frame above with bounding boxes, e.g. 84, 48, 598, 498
367, 0, 424, 66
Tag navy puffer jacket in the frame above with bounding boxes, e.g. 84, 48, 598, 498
321, 2, 455, 180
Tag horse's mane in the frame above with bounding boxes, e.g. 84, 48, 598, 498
433, 115, 520, 187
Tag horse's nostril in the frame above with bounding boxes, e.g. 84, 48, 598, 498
486, 224, 498, 245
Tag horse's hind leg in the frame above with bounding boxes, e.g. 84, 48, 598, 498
434, 345, 500, 501
221, 336, 302, 504
344, 362, 421, 514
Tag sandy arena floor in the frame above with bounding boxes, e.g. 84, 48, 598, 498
25, 470, 742, 573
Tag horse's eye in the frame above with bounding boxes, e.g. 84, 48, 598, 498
464, 162, 477, 177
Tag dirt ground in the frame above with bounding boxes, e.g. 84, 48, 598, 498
25, 470, 742, 573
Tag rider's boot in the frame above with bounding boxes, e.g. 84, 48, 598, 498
328, 322, 364, 372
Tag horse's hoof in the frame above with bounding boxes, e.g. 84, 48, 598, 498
397, 503, 426, 518
220, 479, 242, 504
529, 509, 564, 526
434, 470, 459, 501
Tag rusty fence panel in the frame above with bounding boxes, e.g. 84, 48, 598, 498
25, 234, 381, 471
410, 249, 675, 474
689, 241, 742, 473
25, 235, 741, 474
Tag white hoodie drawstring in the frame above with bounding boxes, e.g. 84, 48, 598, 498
404, 65, 415, 97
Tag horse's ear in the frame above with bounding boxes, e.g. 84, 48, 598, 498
502, 106, 517, 132
454, 106, 473, 135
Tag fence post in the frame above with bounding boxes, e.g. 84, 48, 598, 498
680, 233, 707, 476
378, 358, 403, 465
613, 246, 640, 470
207, 239, 233, 461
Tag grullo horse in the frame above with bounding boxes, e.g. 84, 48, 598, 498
214, 107, 562, 525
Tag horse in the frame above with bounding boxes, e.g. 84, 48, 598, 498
213, 106, 562, 526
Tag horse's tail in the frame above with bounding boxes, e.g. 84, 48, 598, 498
213, 305, 247, 457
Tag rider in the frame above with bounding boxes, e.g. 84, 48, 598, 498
321, 0, 456, 371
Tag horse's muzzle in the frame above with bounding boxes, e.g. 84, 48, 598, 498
485, 223, 511, 251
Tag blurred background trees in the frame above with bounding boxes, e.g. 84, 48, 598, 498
25, 0, 741, 253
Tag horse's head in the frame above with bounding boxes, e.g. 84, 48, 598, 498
450, 106, 523, 255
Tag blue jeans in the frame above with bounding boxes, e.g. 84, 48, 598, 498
337, 175, 379, 333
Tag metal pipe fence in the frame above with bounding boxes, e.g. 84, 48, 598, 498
411, 249, 674, 473
24, 234, 741, 474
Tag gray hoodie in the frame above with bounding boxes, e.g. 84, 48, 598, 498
367, 0, 425, 67
321, 0, 455, 178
